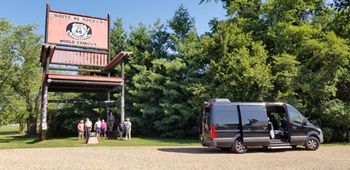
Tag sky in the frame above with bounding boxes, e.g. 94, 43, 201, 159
0, 0, 226, 36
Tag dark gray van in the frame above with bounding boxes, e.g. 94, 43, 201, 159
200, 99, 324, 153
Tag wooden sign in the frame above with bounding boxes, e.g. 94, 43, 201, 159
46, 10, 109, 50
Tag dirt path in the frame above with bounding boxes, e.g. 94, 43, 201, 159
0, 146, 349, 170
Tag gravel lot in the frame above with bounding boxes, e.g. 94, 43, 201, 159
0, 146, 349, 170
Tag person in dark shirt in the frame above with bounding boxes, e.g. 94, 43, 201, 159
107, 111, 115, 139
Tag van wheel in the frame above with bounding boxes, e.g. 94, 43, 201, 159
305, 136, 320, 151
232, 139, 247, 154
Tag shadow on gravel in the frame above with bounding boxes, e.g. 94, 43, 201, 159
158, 147, 306, 154
158, 147, 226, 154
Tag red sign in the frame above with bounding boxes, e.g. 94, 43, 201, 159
47, 11, 108, 49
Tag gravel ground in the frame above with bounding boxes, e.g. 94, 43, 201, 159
0, 146, 349, 170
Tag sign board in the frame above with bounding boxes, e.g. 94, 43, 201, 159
47, 10, 108, 49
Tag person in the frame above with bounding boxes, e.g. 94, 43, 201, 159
107, 111, 115, 139
268, 117, 275, 139
100, 119, 107, 139
84, 118, 92, 143
94, 118, 102, 139
125, 118, 132, 140
107, 112, 115, 132
117, 122, 125, 139
77, 119, 85, 141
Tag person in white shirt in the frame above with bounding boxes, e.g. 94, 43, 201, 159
94, 118, 102, 139
125, 118, 132, 140
84, 118, 92, 143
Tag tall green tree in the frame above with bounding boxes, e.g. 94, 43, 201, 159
124, 5, 203, 137
0, 19, 41, 134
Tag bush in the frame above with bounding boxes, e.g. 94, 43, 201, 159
322, 127, 334, 143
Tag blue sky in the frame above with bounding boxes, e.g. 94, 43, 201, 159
0, 0, 226, 36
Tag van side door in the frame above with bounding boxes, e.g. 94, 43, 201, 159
287, 104, 307, 144
239, 105, 270, 146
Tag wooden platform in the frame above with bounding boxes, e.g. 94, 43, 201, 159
47, 74, 123, 92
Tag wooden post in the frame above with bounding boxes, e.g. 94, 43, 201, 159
121, 61, 125, 123
106, 92, 110, 119
107, 13, 111, 122
40, 48, 51, 140
40, 81, 48, 140
45, 3, 49, 43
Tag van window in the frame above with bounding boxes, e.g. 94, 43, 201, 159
240, 105, 268, 129
211, 103, 239, 129
287, 105, 301, 124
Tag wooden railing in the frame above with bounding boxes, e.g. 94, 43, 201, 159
51, 48, 108, 67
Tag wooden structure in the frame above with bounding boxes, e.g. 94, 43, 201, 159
39, 4, 131, 140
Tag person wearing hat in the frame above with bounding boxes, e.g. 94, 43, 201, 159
125, 118, 132, 140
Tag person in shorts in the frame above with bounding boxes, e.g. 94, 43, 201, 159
125, 118, 132, 140
77, 119, 84, 141
94, 118, 102, 139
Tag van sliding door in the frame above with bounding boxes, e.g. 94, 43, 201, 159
239, 105, 270, 146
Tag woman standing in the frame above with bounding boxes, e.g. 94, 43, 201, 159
100, 119, 107, 139
77, 119, 85, 141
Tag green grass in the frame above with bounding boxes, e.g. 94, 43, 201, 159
0, 125, 199, 149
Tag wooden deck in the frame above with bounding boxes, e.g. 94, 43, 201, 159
47, 74, 124, 92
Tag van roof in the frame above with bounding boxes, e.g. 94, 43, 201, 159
208, 99, 286, 106
208, 98, 231, 102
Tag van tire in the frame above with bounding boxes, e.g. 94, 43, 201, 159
305, 136, 320, 151
232, 139, 247, 154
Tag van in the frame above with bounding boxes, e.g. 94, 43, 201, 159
200, 99, 324, 153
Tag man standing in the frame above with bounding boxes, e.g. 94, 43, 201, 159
107, 111, 115, 138
84, 118, 92, 143
94, 118, 102, 139
125, 118, 132, 140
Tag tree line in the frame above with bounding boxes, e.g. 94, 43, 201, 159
0, 0, 349, 142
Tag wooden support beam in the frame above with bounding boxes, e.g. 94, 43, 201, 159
120, 61, 125, 123
104, 51, 131, 71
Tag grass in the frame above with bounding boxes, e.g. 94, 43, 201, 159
0, 125, 199, 149
320, 143, 350, 147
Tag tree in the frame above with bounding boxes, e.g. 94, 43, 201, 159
0, 19, 41, 135
330, 0, 350, 39
110, 18, 127, 56
168, 4, 195, 39
123, 6, 203, 137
